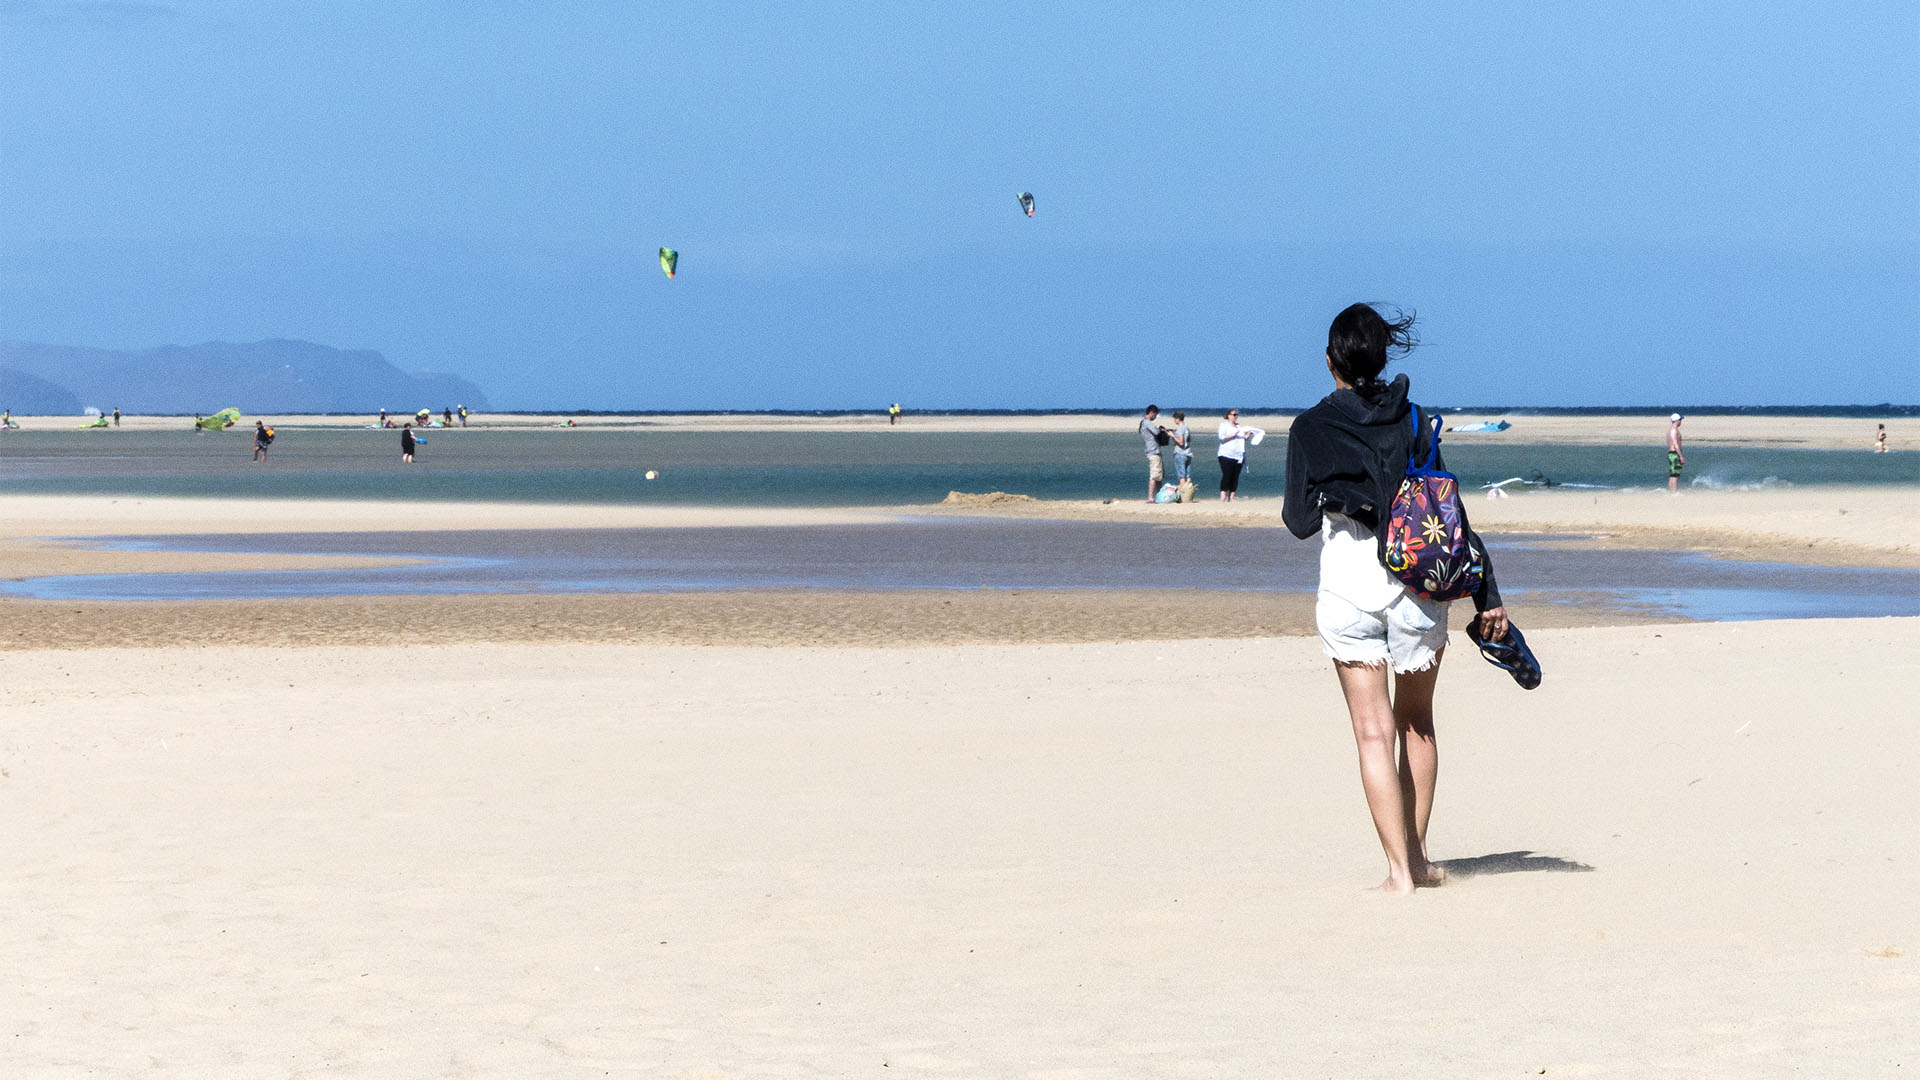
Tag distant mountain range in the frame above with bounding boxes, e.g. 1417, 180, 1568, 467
0, 339, 490, 415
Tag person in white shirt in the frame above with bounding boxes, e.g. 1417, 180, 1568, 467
1216, 409, 1250, 501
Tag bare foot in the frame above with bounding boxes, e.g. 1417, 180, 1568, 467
1411, 863, 1447, 887
1368, 874, 1417, 896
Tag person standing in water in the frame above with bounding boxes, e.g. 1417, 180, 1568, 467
400, 422, 416, 463
1667, 413, 1686, 493
1875, 424, 1888, 453
1283, 303, 1507, 895
252, 420, 271, 462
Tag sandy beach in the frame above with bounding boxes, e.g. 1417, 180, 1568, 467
9, 0, 1914, 1069
4, 619, 1914, 1076
2, 427, 1916, 1075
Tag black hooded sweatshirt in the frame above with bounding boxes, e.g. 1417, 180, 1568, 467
1282, 374, 1502, 612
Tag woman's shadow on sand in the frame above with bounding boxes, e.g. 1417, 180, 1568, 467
1438, 850, 1594, 878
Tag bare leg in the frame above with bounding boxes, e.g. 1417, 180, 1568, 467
1334, 660, 1415, 894
1392, 658, 1444, 885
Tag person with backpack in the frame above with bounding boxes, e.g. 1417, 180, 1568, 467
1281, 303, 1510, 896
253, 420, 274, 462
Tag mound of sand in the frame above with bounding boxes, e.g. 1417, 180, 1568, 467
941, 490, 1038, 507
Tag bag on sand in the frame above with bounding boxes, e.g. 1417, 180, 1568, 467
1383, 405, 1486, 602
1155, 483, 1179, 504
1176, 478, 1197, 503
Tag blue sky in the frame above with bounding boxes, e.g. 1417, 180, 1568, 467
2, 1, 1915, 409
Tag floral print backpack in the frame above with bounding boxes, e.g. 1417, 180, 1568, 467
1382, 405, 1486, 602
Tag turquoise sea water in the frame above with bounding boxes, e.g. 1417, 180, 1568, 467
1, 425, 1914, 505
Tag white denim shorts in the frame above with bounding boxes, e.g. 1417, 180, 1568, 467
1315, 589, 1450, 673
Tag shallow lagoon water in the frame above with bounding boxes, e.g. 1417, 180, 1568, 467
1, 426, 1913, 505
8, 520, 1916, 622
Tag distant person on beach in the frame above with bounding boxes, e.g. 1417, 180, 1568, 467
1217, 409, 1252, 501
112, 407, 120, 427
889, 402, 902, 426
1282, 303, 1508, 895
1667, 413, 1686, 492
380, 408, 388, 428
400, 423, 416, 463
443, 407, 454, 427
1139, 405, 1168, 501
1875, 424, 1888, 453
1170, 411, 1193, 484
253, 421, 272, 462
458, 405, 469, 427
2, 410, 13, 430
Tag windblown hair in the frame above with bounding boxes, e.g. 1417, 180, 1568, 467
1326, 303, 1417, 393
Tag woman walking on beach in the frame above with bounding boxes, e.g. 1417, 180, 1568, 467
400, 423, 416, 463
1282, 303, 1508, 895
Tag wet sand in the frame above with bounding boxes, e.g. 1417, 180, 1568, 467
0, 587, 1677, 652
1, 485, 1912, 648
927, 485, 1920, 568
3, 480, 1916, 589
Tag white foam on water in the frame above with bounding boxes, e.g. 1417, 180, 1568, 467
1688, 472, 1788, 492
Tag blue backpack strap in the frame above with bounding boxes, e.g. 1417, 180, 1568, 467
1407, 404, 1442, 470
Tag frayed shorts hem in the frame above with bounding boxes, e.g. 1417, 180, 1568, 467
1316, 590, 1449, 675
